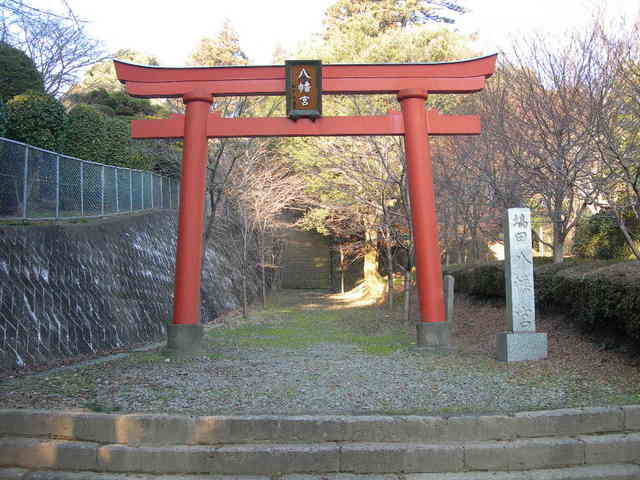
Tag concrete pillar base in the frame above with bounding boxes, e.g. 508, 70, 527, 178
496, 331, 548, 362
166, 324, 204, 356
416, 322, 451, 349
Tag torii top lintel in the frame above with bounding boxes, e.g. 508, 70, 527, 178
114, 54, 497, 98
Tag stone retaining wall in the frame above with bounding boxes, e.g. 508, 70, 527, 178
0, 211, 257, 369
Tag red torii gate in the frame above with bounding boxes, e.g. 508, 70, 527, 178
115, 54, 496, 351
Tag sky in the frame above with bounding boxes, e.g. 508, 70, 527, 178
29, 0, 640, 66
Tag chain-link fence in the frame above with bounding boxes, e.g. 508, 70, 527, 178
0, 137, 179, 219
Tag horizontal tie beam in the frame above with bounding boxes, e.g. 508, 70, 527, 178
130, 110, 480, 139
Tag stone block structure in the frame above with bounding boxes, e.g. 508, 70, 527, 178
0, 211, 258, 369
497, 208, 548, 362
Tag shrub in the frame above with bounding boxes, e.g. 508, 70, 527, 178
62, 105, 131, 166
103, 117, 130, 166
0, 42, 44, 101
445, 262, 505, 298
573, 210, 639, 260
446, 259, 640, 346
6, 90, 65, 151
62, 104, 108, 162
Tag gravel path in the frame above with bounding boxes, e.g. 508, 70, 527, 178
1, 289, 639, 415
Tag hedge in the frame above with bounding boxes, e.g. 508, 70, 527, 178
444, 259, 640, 344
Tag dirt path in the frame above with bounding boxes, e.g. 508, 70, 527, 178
0, 289, 638, 415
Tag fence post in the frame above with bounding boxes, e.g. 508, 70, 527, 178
129, 169, 133, 211
80, 161, 84, 217
151, 174, 154, 209
22, 146, 29, 218
140, 172, 144, 209
55, 155, 60, 218
115, 168, 119, 212
160, 175, 164, 208
101, 165, 105, 216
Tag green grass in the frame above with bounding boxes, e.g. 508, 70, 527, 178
606, 392, 640, 405
209, 297, 413, 356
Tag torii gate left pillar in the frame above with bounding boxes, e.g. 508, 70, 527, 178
115, 55, 496, 353
167, 89, 212, 352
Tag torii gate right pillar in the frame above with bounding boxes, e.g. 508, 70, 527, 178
398, 88, 449, 348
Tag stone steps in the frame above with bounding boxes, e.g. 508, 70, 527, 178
1, 433, 640, 475
2, 406, 638, 445
0, 407, 638, 476
1, 465, 640, 480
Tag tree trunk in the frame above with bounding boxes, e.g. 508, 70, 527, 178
242, 275, 248, 318
614, 211, 640, 260
270, 231, 281, 292
259, 231, 266, 308
363, 227, 381, 284
339, 245, 345, 294
385, 238, 394, 310
552, 223, 565, 263
470, 226, 480, 263
242, 228, 248, 318
403, 268, 411, 323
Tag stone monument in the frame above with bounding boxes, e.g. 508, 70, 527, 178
497, 208, 548, 362
444, 274, 455, 326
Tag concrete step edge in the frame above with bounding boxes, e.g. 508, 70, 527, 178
0, 405, 638, 445
0, 468, 269, 479
1, 433, 639, 475
1, 464, 639, 480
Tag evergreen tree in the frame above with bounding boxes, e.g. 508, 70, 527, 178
323, 0, 465, 38
0, 41, 44, 101
189, 20, 248, 66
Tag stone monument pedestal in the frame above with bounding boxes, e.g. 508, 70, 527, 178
416, 322, 451, 349
496, 331, 547, 362
166, 324, 204, 356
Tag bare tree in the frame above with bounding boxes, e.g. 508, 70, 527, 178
590, 19, 640, 258
1, 0, 104, 96
227, 151, 304, 315
491, 30, 607, 263
433, 136, 502, 264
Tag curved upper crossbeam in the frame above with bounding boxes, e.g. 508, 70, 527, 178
114, 54, 497, 98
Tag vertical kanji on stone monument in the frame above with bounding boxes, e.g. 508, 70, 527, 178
497, 208, 548, 362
